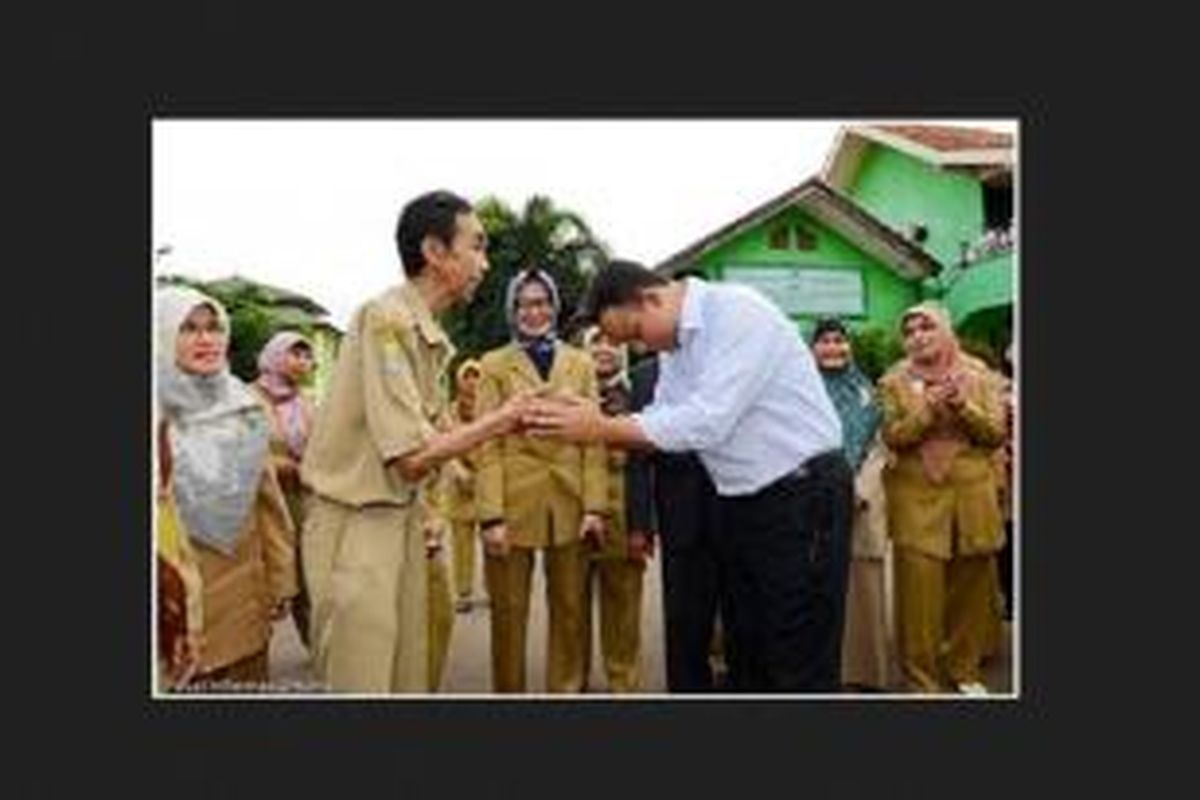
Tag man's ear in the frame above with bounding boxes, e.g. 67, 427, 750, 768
421, 234, 448, 269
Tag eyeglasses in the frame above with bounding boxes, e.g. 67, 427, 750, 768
516, 298, 552, 311
178, 320, 226, 338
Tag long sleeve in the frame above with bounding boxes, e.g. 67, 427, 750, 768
473, 357, 506, 525
955, 369, 1007, 448
256, 463, 298, 604
579, 359, 609, 514
879, 372, 935, 450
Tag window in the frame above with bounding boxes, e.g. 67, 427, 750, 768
768, 223, 790, 250
793, 224, 816, 250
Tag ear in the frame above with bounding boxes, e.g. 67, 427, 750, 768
421, 234, 448, 268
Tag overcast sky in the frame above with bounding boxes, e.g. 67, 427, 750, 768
152, 118, 1016, 328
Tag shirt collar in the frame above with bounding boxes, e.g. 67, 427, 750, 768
397, 281, 452, 349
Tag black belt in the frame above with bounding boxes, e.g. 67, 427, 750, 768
785, 449, 845, 482
725, 450, 846, 503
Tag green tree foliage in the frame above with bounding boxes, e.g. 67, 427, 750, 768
849, 324, 905, 383
443, 195, 609, 363
156, 273, 317, 382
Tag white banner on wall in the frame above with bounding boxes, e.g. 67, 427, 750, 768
724, 265, 865, 316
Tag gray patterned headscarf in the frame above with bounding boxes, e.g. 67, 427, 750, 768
156, 286, 270, 556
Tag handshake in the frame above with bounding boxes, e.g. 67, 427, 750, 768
497, 388, 606, 443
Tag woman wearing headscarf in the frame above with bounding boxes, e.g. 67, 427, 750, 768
475, 268, 607, 693
443, 358, 484, 613
810, 317, 891, 692
156, 285, 297, 689
579, 325, 647, 692
252, 331, 316, 648
878, 302, 1006, 695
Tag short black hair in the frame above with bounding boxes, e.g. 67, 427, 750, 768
578, 259, 668, 324
673, 266, 709, 281
811, 316, 849, 344
394, 190, 474, 277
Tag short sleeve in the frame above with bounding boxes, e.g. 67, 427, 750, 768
360, 304, 437, 463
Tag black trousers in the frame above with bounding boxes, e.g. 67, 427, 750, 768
661, 518, 741, 692
715, 451, 853, 693
656, 457, 730, 693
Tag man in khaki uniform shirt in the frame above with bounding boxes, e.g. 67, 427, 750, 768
300, 190, 532, 694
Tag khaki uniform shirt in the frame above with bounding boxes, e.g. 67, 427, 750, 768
879, 355, 1006, 560
301, 281, 454, 508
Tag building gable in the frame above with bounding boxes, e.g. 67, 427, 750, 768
693, 203, 923, 335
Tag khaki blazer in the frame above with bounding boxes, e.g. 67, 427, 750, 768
475, 342, 607, 549
879, 355, 1007, 560
188, 464, 297, 673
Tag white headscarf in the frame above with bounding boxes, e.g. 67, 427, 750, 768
156, 285, 270, 556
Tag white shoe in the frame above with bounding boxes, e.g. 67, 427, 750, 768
956, 681, 990, 696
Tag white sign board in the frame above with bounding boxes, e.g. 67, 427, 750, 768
724, 266, 865, 316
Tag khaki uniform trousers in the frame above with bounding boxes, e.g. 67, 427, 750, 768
427, 550, 454, 691
451, 519, 479, 600
981, 561, 1006, 662
582, 557, 645, 693
894, 546, 997, 693
303, 496, 428, 694
484, 540, 587, 693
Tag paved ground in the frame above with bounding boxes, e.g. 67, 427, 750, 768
270, 543, 1014, 697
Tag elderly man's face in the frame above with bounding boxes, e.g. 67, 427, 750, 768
429, 211, 489, 304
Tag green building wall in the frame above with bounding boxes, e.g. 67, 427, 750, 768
693, 205, 921, 338
846, 145, 985, 267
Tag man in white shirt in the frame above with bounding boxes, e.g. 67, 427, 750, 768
525, 259, 854, 692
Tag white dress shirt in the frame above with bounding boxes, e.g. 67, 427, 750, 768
633, 278, 842, 496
